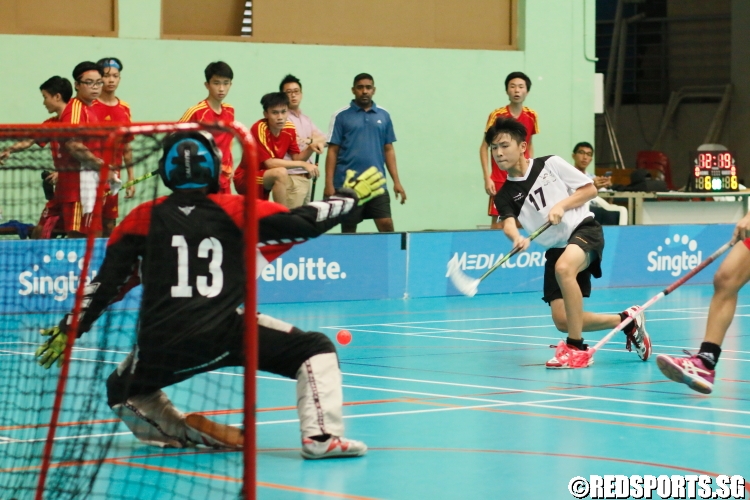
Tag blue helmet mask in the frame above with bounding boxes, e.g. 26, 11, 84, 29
158, 131, 222, 193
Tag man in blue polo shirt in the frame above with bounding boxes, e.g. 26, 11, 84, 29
324, 73, 407, 233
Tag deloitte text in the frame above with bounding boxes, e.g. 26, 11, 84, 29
260, 257, 346, 282
446, 251, 546, 276
646, 233, 702, 277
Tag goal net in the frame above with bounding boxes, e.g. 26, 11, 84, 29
0, 122, 258, 500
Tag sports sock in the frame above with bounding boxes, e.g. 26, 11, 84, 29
619, 312, 636, 335
566, 337, 586, 350
697, 342, 721, 370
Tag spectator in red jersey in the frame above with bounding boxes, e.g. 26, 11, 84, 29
58, 62, 107, 238
179, 61, 235, 194
95, 57, 135, 237
233, 92, 319, 207
480, 71, 539, 229
0, 76, 72, 239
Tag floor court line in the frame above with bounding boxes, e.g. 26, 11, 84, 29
385, 400, 750, 442
317, 304, 750, 329
343, 323, 750, 355
98, 459, 382, 499
340, 372, 750, 416
329, 329, 750, 360
252, 396, 588, 426
111, 459, 387, 500
342, 360, 750, 404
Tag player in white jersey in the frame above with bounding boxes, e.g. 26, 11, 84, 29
489, 117, 652, 368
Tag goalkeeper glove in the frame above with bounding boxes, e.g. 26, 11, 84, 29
35, 326, 68, 369
341, 167, 386, 206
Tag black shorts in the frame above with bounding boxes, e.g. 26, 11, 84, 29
341, 190, 391, 225
106, 312, 336, 405
542, 217, 605, 305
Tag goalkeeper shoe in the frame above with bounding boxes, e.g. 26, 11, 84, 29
185, 413, 244, 450
546, 342, 593, 369
622, 306, 652, 361
656, 352, 715, 394
301, 436, 368, 460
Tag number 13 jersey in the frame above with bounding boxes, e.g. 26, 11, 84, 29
71, 190, 358, 341
494, 155, 594, 249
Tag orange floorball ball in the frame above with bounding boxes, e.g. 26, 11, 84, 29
336, 329, 352, 345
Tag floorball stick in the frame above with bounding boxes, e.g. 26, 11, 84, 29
105, 168, 158, 196
559, 237, 738, 368
311, 152, 319, 201
448, 221, 552, 297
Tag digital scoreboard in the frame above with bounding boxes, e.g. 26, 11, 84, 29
688, 151, 738, 192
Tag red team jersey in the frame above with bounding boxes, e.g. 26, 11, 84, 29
485, 105, 539, 216
179, 100, 235, 173
93, 98, 133, 220
485, 105, 539, 183
233, 119, 300, 198
37, 116, 62, 166
57, 97, 101, 203
91, 99, 132, 167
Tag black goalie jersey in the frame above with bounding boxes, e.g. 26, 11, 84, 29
70, 191, 356, 339
494, 155, 594, 249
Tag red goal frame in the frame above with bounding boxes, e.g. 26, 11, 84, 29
0, 121, 259, 500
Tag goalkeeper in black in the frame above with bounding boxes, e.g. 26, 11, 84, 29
36, 131, 386, 459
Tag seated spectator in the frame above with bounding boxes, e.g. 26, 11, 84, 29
572, 142, 611, 189
280, 74, 326, 204
572, 142, 621, 225
233, 92, 319, 207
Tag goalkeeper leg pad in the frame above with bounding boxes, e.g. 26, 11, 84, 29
111, 390, 191, 448
296, 352, 345, 439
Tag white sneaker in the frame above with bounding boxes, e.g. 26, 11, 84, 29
185, 413, 243, 450
301, 436, 367, 459
622, 306, 652, 361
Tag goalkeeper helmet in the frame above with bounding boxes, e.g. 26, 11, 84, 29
159, 131, 222, 193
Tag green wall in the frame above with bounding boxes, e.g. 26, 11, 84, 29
0, 0, 596, 232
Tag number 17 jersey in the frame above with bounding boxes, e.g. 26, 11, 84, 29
494, 155, 594, 249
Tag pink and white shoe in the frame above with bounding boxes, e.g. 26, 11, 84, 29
622, 306, 652, 361
546, 343, 594, 369
301, 436, 367, 459
656, 352, 715, 394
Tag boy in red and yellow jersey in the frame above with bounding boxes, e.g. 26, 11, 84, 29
233, 92, 318, 207
94, 57, 134, 237
58, 61, 105, 238
179, 61, 235, 194
480, 71, 539, 229
0, 76, 73, 238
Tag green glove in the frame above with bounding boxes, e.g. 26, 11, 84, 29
342, 167, 386, 206
35, 326, 68, 369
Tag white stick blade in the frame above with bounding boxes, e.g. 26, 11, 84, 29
108, 175, 122, 196
447, 258, 480, 297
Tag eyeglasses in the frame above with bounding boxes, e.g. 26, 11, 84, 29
284, 89, 301, 96
575, 150, 594, 157
78, 80, 104, 88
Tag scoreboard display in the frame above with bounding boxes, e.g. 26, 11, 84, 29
688, 151, 738, 192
